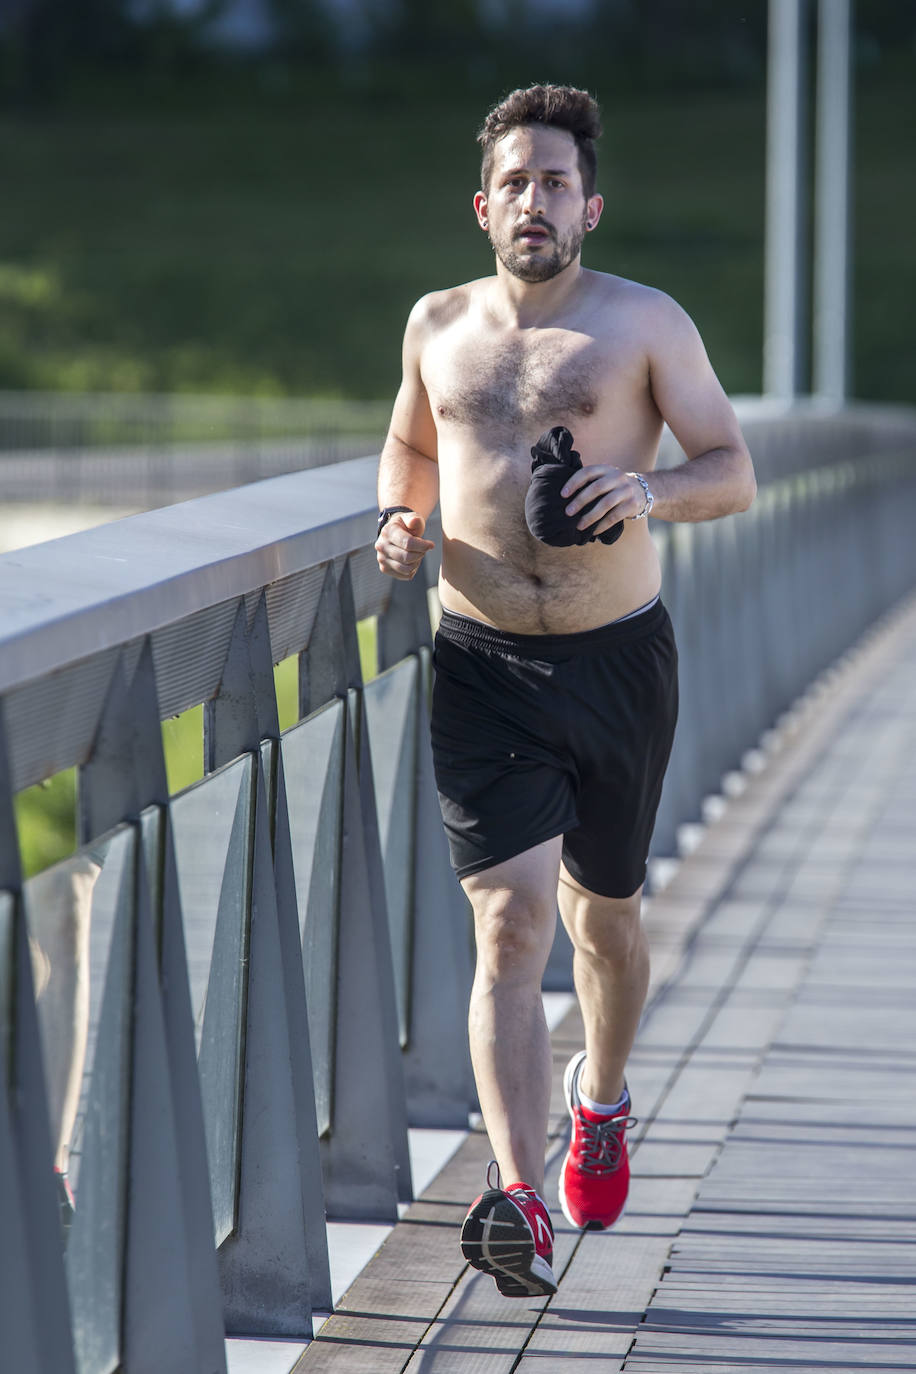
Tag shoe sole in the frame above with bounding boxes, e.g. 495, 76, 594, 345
560, 1050, 627, 1232
460, 1189, 557, 1298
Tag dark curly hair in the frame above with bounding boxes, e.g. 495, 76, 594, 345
477, 84, 602, 198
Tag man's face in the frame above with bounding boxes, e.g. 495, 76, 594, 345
474, 124, 602, 284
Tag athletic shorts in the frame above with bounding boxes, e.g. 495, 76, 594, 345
431, 599, 678, 898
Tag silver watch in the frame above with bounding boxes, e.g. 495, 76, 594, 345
626, 472, 654, 520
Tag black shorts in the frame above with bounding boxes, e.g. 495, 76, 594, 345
431, 600, 678, 899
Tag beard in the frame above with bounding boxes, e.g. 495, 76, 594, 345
489, 210, 589, 283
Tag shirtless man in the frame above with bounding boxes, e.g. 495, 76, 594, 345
375, 84, 755, 1299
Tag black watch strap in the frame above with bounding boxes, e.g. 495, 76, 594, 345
377, 505, 414, 536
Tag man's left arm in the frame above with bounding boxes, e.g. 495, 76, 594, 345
562, 295, 756, 535
641, 295, 756, 522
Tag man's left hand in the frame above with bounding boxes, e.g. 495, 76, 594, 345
561, 466, 646, 537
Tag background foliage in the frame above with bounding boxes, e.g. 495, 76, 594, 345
0, 0, 913, 402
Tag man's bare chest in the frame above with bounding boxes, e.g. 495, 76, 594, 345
424, 328, 638, 434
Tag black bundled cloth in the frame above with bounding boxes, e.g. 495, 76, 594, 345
524, 426, 624, 547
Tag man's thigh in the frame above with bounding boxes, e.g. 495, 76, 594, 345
432, 631, 577, 882
462, 837, 564, 975
562, 612, 678, 898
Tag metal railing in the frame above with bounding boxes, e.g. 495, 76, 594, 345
0, 389, 391, 508
0, 390, 392, 451
652, 401, 916, 826
1, 401, 915, 1371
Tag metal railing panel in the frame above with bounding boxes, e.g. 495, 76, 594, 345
217, 755, 322, 1337
171, 757, 253, 1245
0, 1009, 48, 1372
350, 685, 414, 1205
314, 694, 410, 1220
263, 565, 329, 665
4, 651, 121, 794
121, 815, 214, 1374
0, 886, 73, 1374
0, 708, 77, 1374
34, 827, 134, 1374
0, 891, 11, 1060
298, 563, 364, 717
363, 650, 475, 1127
263, 733, 335, 1316
188, 587, 331, 1327
365, 657, 420, 1047
150, 806, 230, 1372
376, 569, 435, 672
281, 701, 345, 1139
401, 648, 476, 1128
152, 597, 247, 724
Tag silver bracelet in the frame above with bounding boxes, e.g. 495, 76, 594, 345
626, 472, 654, 520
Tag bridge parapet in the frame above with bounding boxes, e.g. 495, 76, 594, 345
1, 402, 914, 1371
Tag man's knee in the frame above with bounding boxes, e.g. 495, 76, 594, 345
462, 840, 562, 986
468, 887, 556, 985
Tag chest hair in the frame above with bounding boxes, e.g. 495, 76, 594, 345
434, 335, 600, 433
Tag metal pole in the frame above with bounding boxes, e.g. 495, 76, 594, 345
764, 0, 809, 398
813, 0, 853, 401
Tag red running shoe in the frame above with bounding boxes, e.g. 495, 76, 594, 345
559, 1051, 636, 1230
460, 1161, 557, 1297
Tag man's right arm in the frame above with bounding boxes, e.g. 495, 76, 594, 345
376, 298, 439, 581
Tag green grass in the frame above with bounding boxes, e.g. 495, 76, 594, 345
14, 770, 78, 879
0, 57, 912, 403
15, 617, 379, 878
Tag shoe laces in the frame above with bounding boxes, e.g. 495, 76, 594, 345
575, 1109, 637, 1175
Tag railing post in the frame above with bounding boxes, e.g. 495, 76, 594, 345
813, 0, 853, 401
376, 572, 433, 672
0, 709, 76, 1374
75, 644, 228, 1371
204, 592, 331, 1331
764, 0, 810, 397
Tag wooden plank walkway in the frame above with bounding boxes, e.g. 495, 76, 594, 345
297, 592, 916, 1373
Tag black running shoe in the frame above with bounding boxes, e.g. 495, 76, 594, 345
460, 1161, 557, 1298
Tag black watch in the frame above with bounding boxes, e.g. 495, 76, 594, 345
377, 505, 414, 537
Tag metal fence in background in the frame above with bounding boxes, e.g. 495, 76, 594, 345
1, 402, 915, 1372
0, 390, 391, 508
652, 399, 916, 854
0, 391, 392, 452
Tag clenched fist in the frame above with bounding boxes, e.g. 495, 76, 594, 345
375, 510, 435, 581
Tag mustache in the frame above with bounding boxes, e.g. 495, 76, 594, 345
513, 222, 557, 241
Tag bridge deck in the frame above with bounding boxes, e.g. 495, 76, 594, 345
294, 592, 916, 1373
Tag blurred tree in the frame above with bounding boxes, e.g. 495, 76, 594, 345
0, 0, 231, 100
582, 0, 767, 90
267, 0, 333, 58
2, 0, 138, 100
856, 0, 916, 51
375, 0, 487, 61
2, 0, 915, 95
